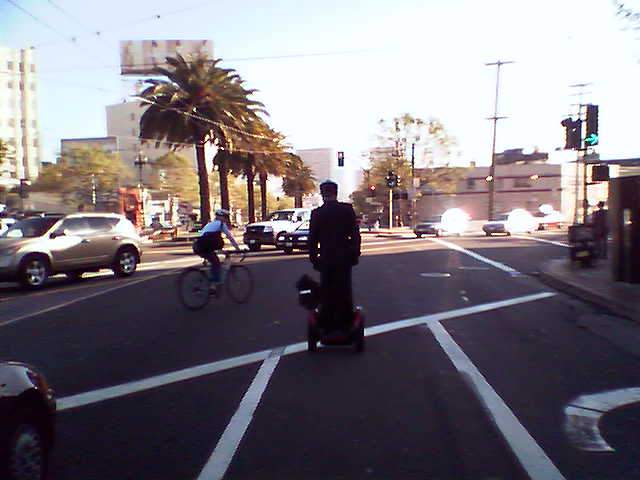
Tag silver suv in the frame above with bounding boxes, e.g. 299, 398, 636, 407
0, 213, 142, 288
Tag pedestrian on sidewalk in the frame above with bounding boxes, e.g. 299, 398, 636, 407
591, 201, 609, 259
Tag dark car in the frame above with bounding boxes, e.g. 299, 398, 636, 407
413, 217, 443, 237
275, 221, 310, 254
0, 362, 56, 480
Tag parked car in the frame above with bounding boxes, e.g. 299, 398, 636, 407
0, 212, 142, 288
276, 220, 310, 254
0, 361, 56, 480
414, 217, 443, 237
243, 208, 311, 251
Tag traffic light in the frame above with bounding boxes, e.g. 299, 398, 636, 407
337, 151, 344, 167
386, 171, 397, 188
368, 184, 377, 197
585, 105, 599, 146
561, 118, 582, 150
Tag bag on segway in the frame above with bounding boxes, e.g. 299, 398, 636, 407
193, 231, 224, 256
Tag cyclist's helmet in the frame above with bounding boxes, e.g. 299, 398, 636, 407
215, 208, 231, 217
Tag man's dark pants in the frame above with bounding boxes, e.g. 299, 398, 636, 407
319, 265, 353, 331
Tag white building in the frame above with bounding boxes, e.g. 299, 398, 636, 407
0, 46, 41, 189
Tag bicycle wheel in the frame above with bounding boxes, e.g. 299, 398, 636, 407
226, 265, 253, 304
177, 267, 210, 310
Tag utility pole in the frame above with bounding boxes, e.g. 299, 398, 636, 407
485, 60, 514, 221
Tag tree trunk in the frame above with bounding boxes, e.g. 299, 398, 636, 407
218, 153, 230, 212
259, 172, 268, 220
295, 193, 303, 208
195, 141, 211, 223
246, 166, 256, 224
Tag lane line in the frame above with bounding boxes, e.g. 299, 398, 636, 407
427, 321, 566, 480
513, 236, 570, 248
57, 292, 556, 411
428, 237, 520, 275
197, 347, 284, 480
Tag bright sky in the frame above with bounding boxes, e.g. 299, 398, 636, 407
1, 0, 639, 171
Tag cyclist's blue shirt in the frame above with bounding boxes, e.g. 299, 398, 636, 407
199, 220, 240, 249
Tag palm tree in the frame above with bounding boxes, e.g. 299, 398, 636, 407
138, 54, 266, 223
282, 154, 316, 207
227, 119, 289, 222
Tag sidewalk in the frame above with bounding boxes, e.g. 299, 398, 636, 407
539, 257, 640, 323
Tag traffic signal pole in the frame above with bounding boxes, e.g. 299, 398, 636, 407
485, 60, 513, 221
388, 187, 393, 229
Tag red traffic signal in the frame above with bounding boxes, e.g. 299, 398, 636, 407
368, 184, 376, 191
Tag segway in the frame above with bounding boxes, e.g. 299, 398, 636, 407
296, 274, 365, 353
307, 307, 365, 353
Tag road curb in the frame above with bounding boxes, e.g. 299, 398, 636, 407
538, 260, 640, 323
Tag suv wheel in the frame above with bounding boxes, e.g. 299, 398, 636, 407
248, 243, 261, 252
112, 248, 138, 277
19, 257, 50, 289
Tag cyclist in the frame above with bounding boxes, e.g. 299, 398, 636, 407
196, 209, 242, 291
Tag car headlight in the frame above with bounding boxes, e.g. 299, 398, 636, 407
298, 236, 308, 241
263, 226, 273, 233
277, 236, 285, 241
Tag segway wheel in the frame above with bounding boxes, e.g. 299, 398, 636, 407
307, 317, 319, 352
353, 312, 365, 353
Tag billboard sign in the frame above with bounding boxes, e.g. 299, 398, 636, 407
119, 40, 214, 76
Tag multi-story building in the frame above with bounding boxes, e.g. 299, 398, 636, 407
296, 147, 361, 205
0, 46, 41, 189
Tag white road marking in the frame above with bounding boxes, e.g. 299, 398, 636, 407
197, 347, 284, 480
420, 273, 451, 278
458, 266, 490, 271
513, 236, 570, 248
57, 291, 556, 411
564, 387, 640, 452
428, 321, 566, 480
428, 238, 520, 275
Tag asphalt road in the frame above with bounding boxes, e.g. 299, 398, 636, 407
2, 230, 640, 479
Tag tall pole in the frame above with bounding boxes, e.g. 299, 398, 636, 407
485, 60, 513, 221
388, 187, 393, 229
411, 142, 416, 227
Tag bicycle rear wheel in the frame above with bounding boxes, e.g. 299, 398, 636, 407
226, 265, 253, 304
178, 267, 210, 310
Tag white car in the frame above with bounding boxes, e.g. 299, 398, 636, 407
483, 209, 537, 236
243, 208, 311, 251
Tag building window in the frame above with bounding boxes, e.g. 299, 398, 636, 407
131, 128, 136, 136
31, 120, 37, 128
8, 119, 15, 127
33, 138, 38, 148
7, 81, 13, 89
19, 63, 24, 72
130, 113, 135, 121
7, 61, 13, 70
19, 82, 24, 91
514, 177, 531, 188
466, 178, 476, 190
30, 83, 35, 92
30, 64, 35, 73
20, 119, 26, 129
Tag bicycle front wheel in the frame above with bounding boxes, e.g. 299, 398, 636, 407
226, 265, 253, 304
177, 267, 210, 310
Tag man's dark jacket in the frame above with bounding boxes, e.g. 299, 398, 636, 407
308, 201, 361, 268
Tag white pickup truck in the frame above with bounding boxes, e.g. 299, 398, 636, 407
242, 208, 311, 251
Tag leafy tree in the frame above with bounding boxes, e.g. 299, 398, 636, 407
352, 114, 465, 225
147, 151, 199, 204
282, 153, 316, 208
31, 146, 132, 207
139, 54, 267, 224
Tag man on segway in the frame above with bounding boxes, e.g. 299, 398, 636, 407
308, 179, 361, 332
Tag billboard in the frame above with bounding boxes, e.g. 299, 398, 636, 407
119, 40, 214, 76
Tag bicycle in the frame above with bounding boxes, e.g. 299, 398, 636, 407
177, 250, 253, 310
